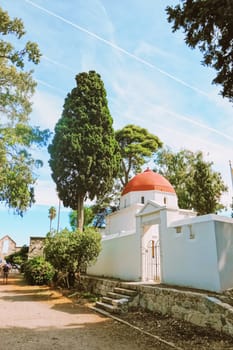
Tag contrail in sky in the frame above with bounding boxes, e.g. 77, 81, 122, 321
36, 79, 66, 94
42, 55, 75, 73
25, 0, 232, 143
25, 0, 209, 97
161, 107, 233, 142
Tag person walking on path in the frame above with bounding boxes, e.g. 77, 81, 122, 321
2, 263, 10, 284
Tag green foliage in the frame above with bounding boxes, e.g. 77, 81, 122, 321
0, 6, 41, 121
44, 228, 101, 288
77, 291, 98, 303
154, 148, 227, 215
0, 8, 40, 67
0, 7, 51, 215
90, 182, 122, 222
115, 124, 163, 186
12, 255, 22, 266
44, 227, 101, 273
5, 244, 28, 265
189, 157, 227, 215
166, 0, 233, 102
91, 124, 163, 215
48, 70, 121, 231
69, 207, 95, 231
24, 256, 55, 285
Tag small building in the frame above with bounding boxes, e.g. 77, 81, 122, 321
0, 235, 21, 262
88, 168, 233, 293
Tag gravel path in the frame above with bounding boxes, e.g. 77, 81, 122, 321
0, 273, 172, 350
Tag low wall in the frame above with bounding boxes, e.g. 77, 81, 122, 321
81, 275, 121, 296
87, 231, 141, 281
81, 275, 233, 337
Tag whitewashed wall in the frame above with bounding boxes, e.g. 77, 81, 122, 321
88, 202, 233, 292
166, 208, 196, 225
162, 215, 221, 292
215, 220, 233, 290
162, 215, 233, 292
87, 231, 141, 281
120, 190, 178, 210
104, 204, 142, 235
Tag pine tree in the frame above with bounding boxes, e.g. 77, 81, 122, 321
48, 71, 121, 231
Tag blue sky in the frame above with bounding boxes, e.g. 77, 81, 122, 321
1, 0, 233, 247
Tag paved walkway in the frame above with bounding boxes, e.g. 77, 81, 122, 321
0, 272, 170, 350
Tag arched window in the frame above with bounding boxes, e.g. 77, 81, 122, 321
163, 197, 167, 205
141, 196, 145, 204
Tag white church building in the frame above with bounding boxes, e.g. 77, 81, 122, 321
88, 168, 233, 293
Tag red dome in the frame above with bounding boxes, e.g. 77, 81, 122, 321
122, 168, 175, 195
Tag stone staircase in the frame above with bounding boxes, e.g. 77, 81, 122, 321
94, 286, 138, 314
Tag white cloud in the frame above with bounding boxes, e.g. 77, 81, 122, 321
31, 90, 63, 130
34, 179, 58, 206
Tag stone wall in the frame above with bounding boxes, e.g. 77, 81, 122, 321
28, 237, 45, 259
80, 275, 121, 296
81, 275, 233, 337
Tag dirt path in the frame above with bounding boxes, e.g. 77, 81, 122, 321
0, 273, 172, 350
2, 272, 233, 350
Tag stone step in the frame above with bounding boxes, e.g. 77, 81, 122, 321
114, 287, 137, 297
95, 301, 119, 314
95, 287, 138, 315
107, 291, 131, 300
102, 296, 129, 306
102, 296, 118, 305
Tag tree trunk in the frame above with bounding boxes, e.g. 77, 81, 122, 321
77, 195, 84, 232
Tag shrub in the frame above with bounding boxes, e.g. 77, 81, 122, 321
5, 245, 29, 268
24, 256, 55, 285
44, 227, 101, 288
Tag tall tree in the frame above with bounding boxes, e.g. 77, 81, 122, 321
48, 71, 121, 231
166, 0, 233, 102
69, 207, 95, 231
0, 7, 50, 215
115, 124, 163, 186
154, 148, 227, 214
93, 124, 163, 216
189, 157, 227, 215
48, 206, 56, 232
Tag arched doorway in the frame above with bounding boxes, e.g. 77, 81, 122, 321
136, 201, 164, 282
141, 222, 161, 281
143, 238, 160, 281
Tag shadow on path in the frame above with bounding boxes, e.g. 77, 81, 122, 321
0, 273, 169, 350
